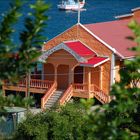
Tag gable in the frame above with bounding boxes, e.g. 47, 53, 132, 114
40, 40, 109, 68
40, 42, 86, 63
43, 24, 113, 59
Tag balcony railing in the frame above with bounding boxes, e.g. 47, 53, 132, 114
73, 83, 88, 92
4, 79, 54, 89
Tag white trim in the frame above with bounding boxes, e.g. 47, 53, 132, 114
80, 57, 110, 67
123, 56, 135, 60
115, 13, 133, 19
93, 57, 110, 67
132, 7, 140, 12
39, 43, 87, 63
110, 53, 115, 86
78, 23, 125, 59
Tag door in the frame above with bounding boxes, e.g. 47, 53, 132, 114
74, 66, 83, 83
57, 65, 69, 89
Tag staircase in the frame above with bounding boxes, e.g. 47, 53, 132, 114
45, 90, 63, 109
94, 91, 110, 104
91, 84, 111, 104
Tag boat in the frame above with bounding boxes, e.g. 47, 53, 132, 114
58, 0, 85, 10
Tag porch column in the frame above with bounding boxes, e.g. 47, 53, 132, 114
100, 66, 103, 90
87, 67, 91, 98
54, 65, 58, 83
69, 68, 74, 84
53, 64, 58, 83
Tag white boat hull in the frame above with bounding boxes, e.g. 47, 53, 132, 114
58, 2, 85, 10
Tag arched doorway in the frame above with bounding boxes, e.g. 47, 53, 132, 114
43, 63, 54, 81
57, 65, 69, 89
74, 66, 83, 83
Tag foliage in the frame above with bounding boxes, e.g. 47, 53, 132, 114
14, 103, 85, 140
18, 0, 49, 75
0, 95, 35, 112
0, 0, 49, 115
0, 0, 23, 82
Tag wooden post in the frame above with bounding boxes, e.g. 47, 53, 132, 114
26, 70, 31, 97
87, 68, 91, 98
54, 65, 58, 83
69, 67, 74, 84
100, 66, 103, 90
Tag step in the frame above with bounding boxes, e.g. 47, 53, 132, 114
45, 90, 64, 109
49, 94, 63, 98
49, 96, 61, 100
47, 100, 58, 104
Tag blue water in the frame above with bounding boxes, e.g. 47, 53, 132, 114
0, 0, 140, 42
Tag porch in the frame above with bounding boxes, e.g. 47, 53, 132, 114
3, 78, 111, 109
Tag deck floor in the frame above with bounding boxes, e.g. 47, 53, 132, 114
3, 85, 46, 94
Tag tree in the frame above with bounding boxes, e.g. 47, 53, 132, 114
14, 103, 85, 140
0, 0, 49, 110
0, 0, 22, 82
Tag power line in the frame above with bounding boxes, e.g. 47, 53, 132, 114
31, 66, 126, 76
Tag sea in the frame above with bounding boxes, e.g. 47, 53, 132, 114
0, 0, 140, 43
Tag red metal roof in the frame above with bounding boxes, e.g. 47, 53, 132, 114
84, 18, 140, 58
64, 41, 96, 57
64, 41, 109, 67
80, 56, 109, 67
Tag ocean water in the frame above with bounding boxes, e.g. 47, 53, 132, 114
0, 0, 140, 42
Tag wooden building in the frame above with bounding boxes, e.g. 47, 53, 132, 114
3, 7, 140, 109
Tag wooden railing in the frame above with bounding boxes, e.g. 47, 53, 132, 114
73, 83, 88, 92
5, 79, 54, 89
91, 84, 110, 104
29, 79, 53, 89
59, 84, 73, 105
41, 81, 57, 109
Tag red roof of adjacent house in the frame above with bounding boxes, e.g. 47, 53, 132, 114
84, 18, 140, 58
64, 41, 96, 57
